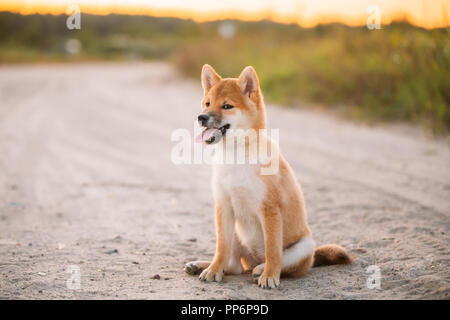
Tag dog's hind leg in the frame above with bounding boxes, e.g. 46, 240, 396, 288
185, 232, 244, 276
185, 261, 210, 275
252, 236, 315, 282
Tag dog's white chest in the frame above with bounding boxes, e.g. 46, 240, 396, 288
213, 163, 266, 260
213, 163, 266, 208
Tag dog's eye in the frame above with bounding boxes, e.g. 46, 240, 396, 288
222, 104, 234, 110
205, 102, 210, 107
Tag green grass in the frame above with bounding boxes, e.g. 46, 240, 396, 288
0, 12, 448, 133
171, 23, 450, 133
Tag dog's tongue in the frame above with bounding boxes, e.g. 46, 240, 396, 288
195, 128, 220, 143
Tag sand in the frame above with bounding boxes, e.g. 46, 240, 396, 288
0, 63, 448, 299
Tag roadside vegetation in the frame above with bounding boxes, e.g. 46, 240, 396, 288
1, 12, 448, 133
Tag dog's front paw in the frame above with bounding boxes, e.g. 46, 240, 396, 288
257, 272, 280, 289
199, 265, 224, 282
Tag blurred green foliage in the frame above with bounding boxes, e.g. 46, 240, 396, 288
0, 12, 448, 132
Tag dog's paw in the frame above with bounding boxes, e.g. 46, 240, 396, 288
252, 265, 265, 283
185, 262, 201, 275
257, 272, 280, 289
185, 261, 210, 276
199, 265, 224, 282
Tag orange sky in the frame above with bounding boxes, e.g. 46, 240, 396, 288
0, 0, 449, 29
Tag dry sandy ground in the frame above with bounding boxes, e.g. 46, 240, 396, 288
0, 63, 448, 300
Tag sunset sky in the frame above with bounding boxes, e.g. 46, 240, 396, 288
0, 0, 449, 28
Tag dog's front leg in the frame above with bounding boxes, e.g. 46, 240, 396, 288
257, 209, 282, 289
199, 203, 234, 282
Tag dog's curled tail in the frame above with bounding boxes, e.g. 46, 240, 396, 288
313, 244, 354, 267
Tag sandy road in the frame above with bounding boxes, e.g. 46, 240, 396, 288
0, 63, 448, 299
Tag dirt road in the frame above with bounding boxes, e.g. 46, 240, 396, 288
0, 63, 448, 299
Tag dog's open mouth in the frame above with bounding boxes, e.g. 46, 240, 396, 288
195, 124, 230, 144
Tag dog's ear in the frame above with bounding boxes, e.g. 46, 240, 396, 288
201, 64, 221, 95
237, 66, 260, 99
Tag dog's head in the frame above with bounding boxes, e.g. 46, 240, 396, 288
196, 65, 266, 144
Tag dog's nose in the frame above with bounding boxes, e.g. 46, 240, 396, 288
198, 114, 210, 126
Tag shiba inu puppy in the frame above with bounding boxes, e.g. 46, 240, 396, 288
185, 65, 353, 289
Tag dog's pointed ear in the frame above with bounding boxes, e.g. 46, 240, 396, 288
237, 66, 260, 98
201, 64, 221, 95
